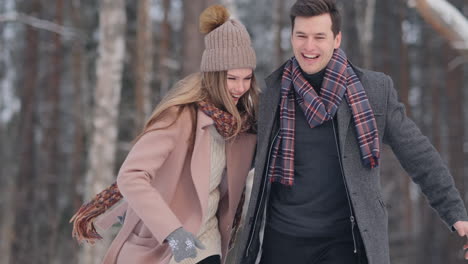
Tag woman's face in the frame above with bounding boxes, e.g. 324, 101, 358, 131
226, 68, 253, 105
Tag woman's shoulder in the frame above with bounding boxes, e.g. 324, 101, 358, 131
147, 105, 196, 131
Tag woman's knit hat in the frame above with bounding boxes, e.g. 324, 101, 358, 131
199, 5, 256, 72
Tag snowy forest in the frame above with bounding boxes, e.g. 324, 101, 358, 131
1, 0, 468, 263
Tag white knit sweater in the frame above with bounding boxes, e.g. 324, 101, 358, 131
170, 126, 226, 264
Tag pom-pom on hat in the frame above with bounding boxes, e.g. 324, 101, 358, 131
199, 5, 256, 72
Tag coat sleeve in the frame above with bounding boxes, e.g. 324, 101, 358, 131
116, 107, 191, 243
382, 75, 468, 229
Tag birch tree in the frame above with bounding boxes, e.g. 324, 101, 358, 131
353, 0, 376, 68
0, 0, 20, 262
79, 0, 126, 263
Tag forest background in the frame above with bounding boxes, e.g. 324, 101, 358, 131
1, 0, 468, 263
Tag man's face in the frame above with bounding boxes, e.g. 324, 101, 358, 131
291, 14, 341, 75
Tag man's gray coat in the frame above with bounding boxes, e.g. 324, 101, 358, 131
233, 64, 468, 264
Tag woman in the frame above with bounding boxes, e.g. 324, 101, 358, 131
70, 5, 258, 264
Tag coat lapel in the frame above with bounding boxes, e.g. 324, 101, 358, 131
337, 100, 351, 157
225, 133, 256, 212
262, 66, 283, 135
191, 111, 256, 222
256, 66, 283, 174
190, 111, 213, 221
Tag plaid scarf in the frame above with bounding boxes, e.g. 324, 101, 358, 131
268, 48, 380, 186
197, 100, 254, 138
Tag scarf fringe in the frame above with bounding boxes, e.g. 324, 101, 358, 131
70, 182, 123, 244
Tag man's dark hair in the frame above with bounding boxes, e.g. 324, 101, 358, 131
290, 0, 341, 36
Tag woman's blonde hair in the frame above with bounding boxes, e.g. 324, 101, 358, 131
135, 70, 259, 144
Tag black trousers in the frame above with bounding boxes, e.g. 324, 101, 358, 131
197, 255, 221, 264
259, 227, 368, 264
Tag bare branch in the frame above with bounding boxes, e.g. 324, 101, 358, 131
0, 12, 82, 39
448, 55, 468, 70
414, 0, 468, 54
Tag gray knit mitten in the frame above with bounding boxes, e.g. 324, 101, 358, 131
166, 227, 205, 262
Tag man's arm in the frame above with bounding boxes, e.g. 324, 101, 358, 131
381, 75, 468, 256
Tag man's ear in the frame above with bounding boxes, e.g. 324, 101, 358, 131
334, 31, 342, 49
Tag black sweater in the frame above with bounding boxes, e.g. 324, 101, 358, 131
267, 69, 352, 237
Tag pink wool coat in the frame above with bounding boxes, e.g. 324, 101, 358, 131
96, 107, 256, 264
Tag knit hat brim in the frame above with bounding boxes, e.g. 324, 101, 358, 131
201, 45, 256, 72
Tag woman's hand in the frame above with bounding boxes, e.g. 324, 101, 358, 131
166, 227, 206, 262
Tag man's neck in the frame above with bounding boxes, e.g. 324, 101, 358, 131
302, 68, 326, 95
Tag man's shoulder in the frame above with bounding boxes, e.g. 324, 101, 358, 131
349, 63, 394, 108
265, 62, 288, 83
350, 63, 389, 84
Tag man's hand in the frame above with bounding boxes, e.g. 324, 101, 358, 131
453, 221, 468, 260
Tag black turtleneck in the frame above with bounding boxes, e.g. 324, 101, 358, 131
267, 67, 351, 238
302, 68, 326, 95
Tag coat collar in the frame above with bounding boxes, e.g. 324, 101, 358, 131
197, 109, 214, 129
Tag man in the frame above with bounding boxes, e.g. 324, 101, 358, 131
234, 0, 468, 263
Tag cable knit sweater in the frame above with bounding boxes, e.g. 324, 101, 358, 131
170, 126, 226, 264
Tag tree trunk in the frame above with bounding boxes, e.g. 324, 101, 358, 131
338, 1, 361, 64
70, 0, 85, 228
181, 0, 205, 76
0, 1, 19, 263
157, 0, 172, 99
273, 0, 285, 67
10, 1, 41, 263
134, 0, 153, 131
66, 0, 85, 263
181, 0, 217, 77
35, 0, 63, 261
354, 0, 376, 68
78, 0, 126, 263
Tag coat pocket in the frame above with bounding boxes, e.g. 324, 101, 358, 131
127, 232, 159, 248
117, 232, 167, 264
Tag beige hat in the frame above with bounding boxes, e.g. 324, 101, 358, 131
199, 5, 256, 72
